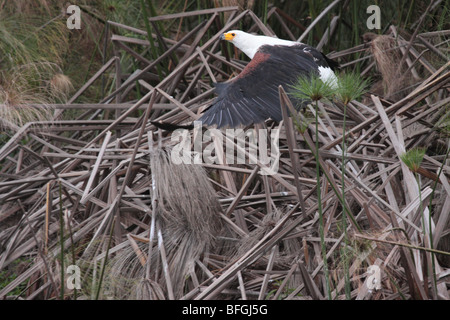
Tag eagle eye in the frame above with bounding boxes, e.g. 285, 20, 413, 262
231, 33, 235, 36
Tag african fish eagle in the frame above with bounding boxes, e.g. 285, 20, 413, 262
197, 30, 339, 128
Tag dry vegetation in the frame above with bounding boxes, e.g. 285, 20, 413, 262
0, 2, 449, 300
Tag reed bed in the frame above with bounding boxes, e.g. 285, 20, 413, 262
0, 5, 449, 300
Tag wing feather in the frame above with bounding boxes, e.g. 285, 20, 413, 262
199, 44, 336, 128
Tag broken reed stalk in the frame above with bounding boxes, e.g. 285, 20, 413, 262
354, 234, 450, 256
59, 181, 64, 300
340, 100, 350, 300
279, 86, 307, 217
95, 217, 116, 300
394, 0, 434, 79
314, 98, 331, 300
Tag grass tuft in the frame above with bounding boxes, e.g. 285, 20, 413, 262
0, 62, 73, 128
400, 147, 427, 173
334, 72, 370, 105
290, 73, 335, 102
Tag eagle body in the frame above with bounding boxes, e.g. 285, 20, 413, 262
199, 30, 338, 128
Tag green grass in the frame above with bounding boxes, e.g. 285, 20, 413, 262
334, 72, 369, 299
0, 259, 30, 298
290, 73, 334, 299
290, 71, 368, 299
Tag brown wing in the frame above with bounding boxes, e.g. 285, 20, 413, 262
199, 44, 335, 128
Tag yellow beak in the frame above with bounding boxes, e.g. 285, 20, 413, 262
220, 32, 235, 41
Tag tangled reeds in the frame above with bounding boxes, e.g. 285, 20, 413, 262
0, 5, 449, 300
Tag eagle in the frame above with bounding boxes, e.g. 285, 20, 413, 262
155, 30, 338, 129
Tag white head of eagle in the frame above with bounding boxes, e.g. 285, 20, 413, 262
220, 30, 299, 59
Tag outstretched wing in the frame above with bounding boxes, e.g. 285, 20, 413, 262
198, 44, 336, 128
